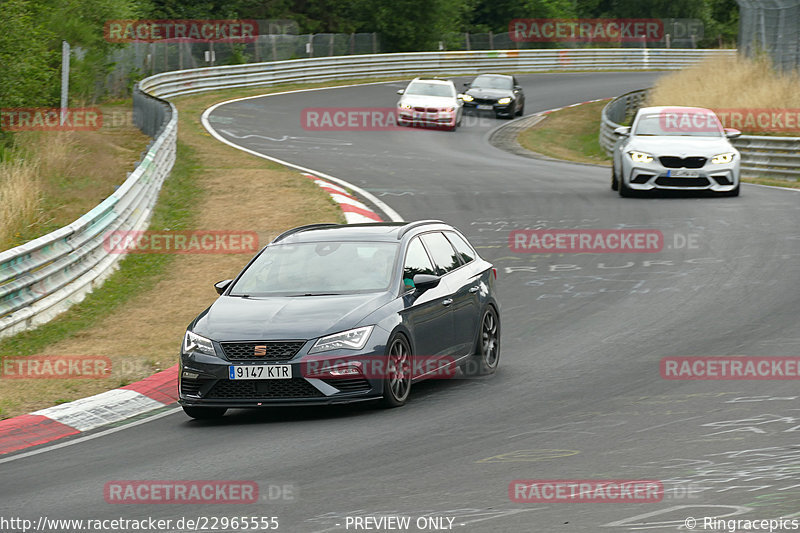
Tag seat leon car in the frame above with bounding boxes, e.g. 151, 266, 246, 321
611, 106, 741, 197
396, 78, 463, 131
461, 74, 525, 118
179, 220, 500, 419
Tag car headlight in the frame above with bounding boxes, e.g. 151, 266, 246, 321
308, 326, 374, 354
398, 103, 412, 110
628, 151, 654, 163
183, 330, 218, 357
497, 97, 512, 105
711, 152, 735, 164
462, 94, 474, 102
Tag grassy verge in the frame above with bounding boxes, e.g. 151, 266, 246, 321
517, 100, 611, 166
0, 106, 151, 251
0, 82, 353, 419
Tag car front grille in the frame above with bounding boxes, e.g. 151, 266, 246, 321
413, 107, 441, 113
221, 341, 306, 361
472, 98, 496, 105
205, 379, 324, 399
322, 377, 372, 393
654, 176, 710, 188
180, 379, 203, 396
659, 156, 707, 169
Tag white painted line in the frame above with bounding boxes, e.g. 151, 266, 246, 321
200, 83, 404, 222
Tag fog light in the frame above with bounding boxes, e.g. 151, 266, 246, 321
182, 371, 200, 379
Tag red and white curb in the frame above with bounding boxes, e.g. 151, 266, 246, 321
303, 173, 383, 223
0, 173, 384, 456
0, 365, 178, 455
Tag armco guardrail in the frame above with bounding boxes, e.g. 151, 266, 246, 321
0, 48, 736, 339
0, 86, 176, 339
141, 48, 735, 99
599, 89, 800, 180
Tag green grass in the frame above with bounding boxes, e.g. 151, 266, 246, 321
0, 141, 202, 357
517, 100, 611, 165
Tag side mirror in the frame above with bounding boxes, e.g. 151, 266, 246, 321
412, 274, 440, 291
513, 85, 522, 91
214, 279, 233, 295
614, 126, 631, 136
725, 128, 741, 139
397, 89, 404, 95
463, 82, 471, 87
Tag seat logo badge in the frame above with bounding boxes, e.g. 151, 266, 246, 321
254, 345, 267, 356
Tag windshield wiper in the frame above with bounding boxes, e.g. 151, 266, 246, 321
289, 293, 341, 297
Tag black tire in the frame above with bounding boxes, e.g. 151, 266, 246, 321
381, 334, 412, 407
182, 406, 227, 420
619, 177, 635, 197
720, 184, 740, 197
516, 103, 524, 116
611, 167, 619, 191
462, 306, 500, 377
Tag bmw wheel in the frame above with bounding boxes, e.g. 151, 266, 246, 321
462, 306, 500, 376
381, 334, 412, 407
611, 167, 619, 191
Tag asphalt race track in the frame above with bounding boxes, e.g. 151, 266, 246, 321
3, 72, 800, 532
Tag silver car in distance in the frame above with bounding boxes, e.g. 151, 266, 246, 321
612, 106, 741, 197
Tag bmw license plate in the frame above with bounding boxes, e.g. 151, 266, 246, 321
669, 169, 701, 178
477, 104, 493, 110
229, 365, 292, 380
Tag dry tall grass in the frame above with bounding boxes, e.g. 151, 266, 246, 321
0, 132, 76, 251
648, 54, 800, 110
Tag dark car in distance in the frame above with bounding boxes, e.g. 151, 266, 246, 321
179, 220, 500, 419
461, 74, 525, 118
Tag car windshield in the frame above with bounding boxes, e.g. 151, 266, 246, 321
229, 241, 399, 296
471, 76, 513, 90
634, 112, 723, 137
405, 82, 454, 97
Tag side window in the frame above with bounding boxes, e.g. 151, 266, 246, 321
444, 231, 475, 264
420, 232, 461, 275
403, 238, 436, 287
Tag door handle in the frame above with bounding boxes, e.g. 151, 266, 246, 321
442, 298, 453, 306
468, 286, 480, 293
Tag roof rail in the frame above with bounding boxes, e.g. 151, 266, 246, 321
272, 223, 341, 243
396, 220, 445, 240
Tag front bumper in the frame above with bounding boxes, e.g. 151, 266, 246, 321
463, 101, 513, 115
622, 159, 739, 192
397, 109, 456, 127
178, 348, 388, 408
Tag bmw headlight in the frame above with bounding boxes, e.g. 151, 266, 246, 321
309, 326, 374, 354
461, 94, 474, 102
628, 151, 654, 163
711, 152, 735, 164
497, 97, 512, 105
399, 103, 412, 110
183, 330, 218, 356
